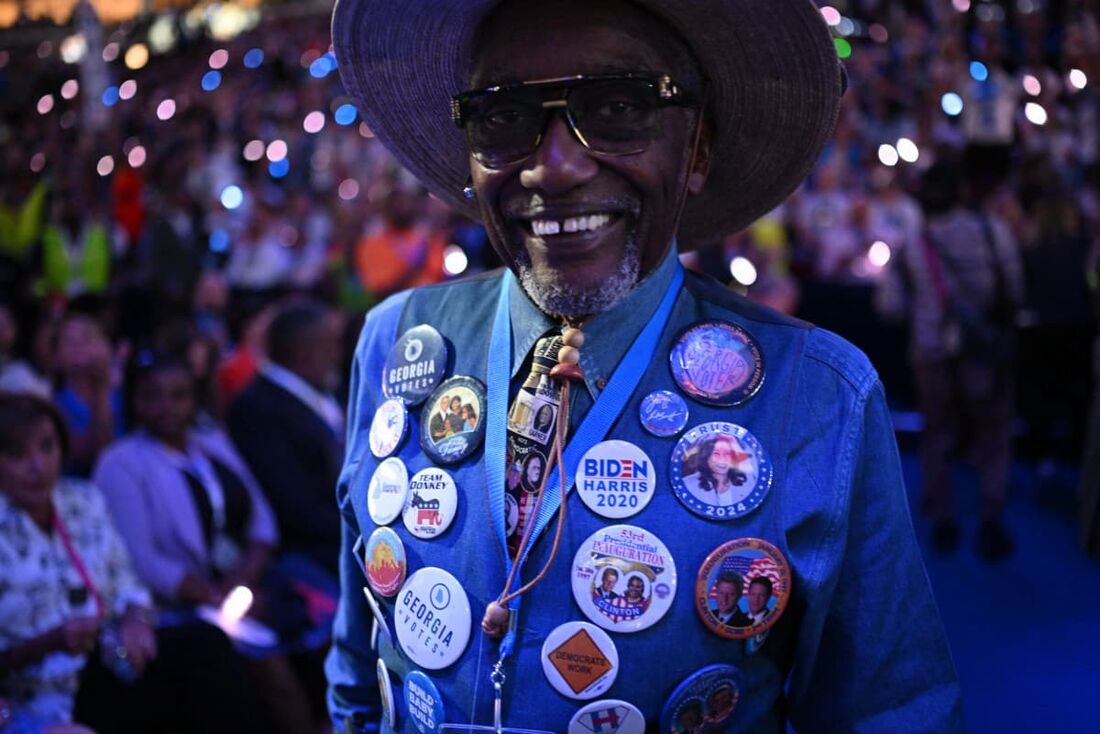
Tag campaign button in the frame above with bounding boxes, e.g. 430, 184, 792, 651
403, 468, 458, 539
669, 422, 773, 521
363, 586, 392, 646
638, 390, 689, 437
660, 664, 741, 734
365, 527, 407, 598
367, 457, 410, 526
420, 376, 487, 464
383, 324, 448, 406
571, 525, 676, 633
574, 441, 656, 520
370, 399, 408, 459
669, 321, 764, 406
377, 657, 397, 729
694, 537, 791, 640
405, 670, 445, 734
540, 621, 619, 700
505, 493, 519, 537
568, 699, 645, 734
745, 629, 770, 655
394, 567, 472, 670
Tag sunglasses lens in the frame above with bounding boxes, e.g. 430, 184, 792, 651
569, 79, 660, 154
463, 89, 545, 167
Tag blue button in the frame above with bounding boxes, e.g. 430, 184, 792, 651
668, 422, 773, 521
405, 670, 445, 734
669, 321, 764, 406
383, 324, 449, 406
660, 664, 741, 734
638, 390, 690, 437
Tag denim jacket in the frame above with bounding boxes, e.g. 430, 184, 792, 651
326, 252, 963, 733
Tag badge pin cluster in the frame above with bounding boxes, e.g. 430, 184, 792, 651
669, 421, 772, 521
694, 537, 791, 640
669, 321, 764, 406
571, 525, 677, 633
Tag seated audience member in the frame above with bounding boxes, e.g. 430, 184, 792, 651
228, 301, 345, 581
92, 351, 316, 734
0, 392, 258, 734
0, 303, 50, 398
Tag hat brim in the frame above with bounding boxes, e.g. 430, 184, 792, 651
332, 0, 842, 248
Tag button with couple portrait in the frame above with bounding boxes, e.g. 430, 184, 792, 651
571, 525, 677, 633
383, 324, 449, 406
660, 664, 741, 734
694, 537, 790, 640
669, 421, 772, 521
419, 376, 487, 464
669, 320, 764, 407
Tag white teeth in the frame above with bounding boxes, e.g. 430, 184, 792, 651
531, 213, 613, 236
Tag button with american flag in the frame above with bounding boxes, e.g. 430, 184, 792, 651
694, 537, 790, 640
568, 699, 645, 734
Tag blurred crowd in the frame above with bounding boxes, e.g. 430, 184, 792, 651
1, 0, 1099, 732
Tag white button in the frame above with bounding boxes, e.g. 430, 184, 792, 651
403, 468, 458, 539
574, 440, 656, 519
370, 398, 408, 458
394, 567, 471, 670
367, 457, 409, 525
363, 586, 391, 646
571, 525, 677, 634
377, 657, 396, 729
568, 699, 645, 734
541, 621, 619, 700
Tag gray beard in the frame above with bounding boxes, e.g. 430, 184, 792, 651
514, 238, 641, 319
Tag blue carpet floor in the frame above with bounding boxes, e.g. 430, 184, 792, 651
901, 452, 1100, 733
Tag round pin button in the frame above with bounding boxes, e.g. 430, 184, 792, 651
405, 670, 445, 734
660, 664, 741, 734
541, 621, 619, 700
669, 422, 773, 521
571, 525, 677, 633
394, 567, 472, 670
365, 527, 407, 598
419, 376, 487, 464
383, 324, 448, 406
568, 699, 645, 734
377, 657, 397, 729
639, 390, 690, 437
362, 586, 392, 646
694, 537, 791, 640
367, 457, 410, 526
669, 321, 764, 406
504, 494, 519, 537
370, 398, 409, 458
574, 440, 656, 519
403, 468, 458, 539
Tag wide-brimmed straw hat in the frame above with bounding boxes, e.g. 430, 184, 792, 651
332, 0, 843, 248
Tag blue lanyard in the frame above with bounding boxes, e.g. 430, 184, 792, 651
484, 261, 684, 656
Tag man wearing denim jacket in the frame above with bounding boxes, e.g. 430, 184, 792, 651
327, 0, 964, 731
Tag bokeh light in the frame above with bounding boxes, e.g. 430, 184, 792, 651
1024, 102, 1047, 126
124, 44, 149, 70
941, 92, 964, 116
820, 6, 841, 26
156, 99, 176, 121
266, 140, 288, 162
443, 245, 469, 276
60, 79, 79, 99
220, 185, 244, 209
209, 49, 229, 69
338, 179, 360, 200
37, 95, 54, 115
896, 138, 920, 163
30, 153, 46, 173
877, 144, 899, 167
303, 111, 326, 134
268, 159, 290, 179
148, 16, 178, 54
244, 48, 264, 68
101, 41, 119, 63
1022, 75, 1041, 96
60, 35, 87, 64
1068, 69, 1088, 90
201, 70, 222, 92
127, 146, 147, 168
243, 140, 265, 161
869, 24, 889, 43
119, 80, 137, 100
334, 104, 357, 126
969, 61, 989, 82
837, 18, 856, 37
96, 155, 115, 177
952, 0, 970, 10
309, 52, 337, 79
834, 38, 852, 59
101, 86, 121, 107
359, 123, 374, 138
868, 241, 892, 268
209, 229, 231, 253
730, 257, 758, 287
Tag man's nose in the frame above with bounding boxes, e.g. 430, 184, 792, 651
519, 112, 598, 194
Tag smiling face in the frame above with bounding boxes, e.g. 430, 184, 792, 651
468, 0, 709, 318
714, 580, 740, 614
748, 579, 770, 614
707, 437, 738, 481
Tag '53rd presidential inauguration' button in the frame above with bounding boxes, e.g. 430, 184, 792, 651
669, 422, 772, 521
383, 324, 448, 406
669, 321, 764, 406
394, 567, 471, 670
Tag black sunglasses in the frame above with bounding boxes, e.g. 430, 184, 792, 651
451, 73, 695, 168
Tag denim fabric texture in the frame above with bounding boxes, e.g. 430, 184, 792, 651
325, 250, 963, 733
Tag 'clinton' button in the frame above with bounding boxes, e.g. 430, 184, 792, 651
377, 657, 397, 730
568, 700, 645, 734
541, 621, 619, 700
403, 468, 458, 539
574, 441, 656, 520
694, 537, 791, 640
669, 320, 764, 406
419, 376, 487, 464
571, 525, 676, 633
365, 527, 406, 598
383, 324, 448, 406
660, 665, 741, 734
394, 568, 471, 670
367, 457, 410, 526
638, 390, 690, 437
405, 670, 445, 734
370, 399, 408, 459
669, 422, 772, 521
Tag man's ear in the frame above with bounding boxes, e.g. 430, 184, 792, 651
687, 115, 714, 195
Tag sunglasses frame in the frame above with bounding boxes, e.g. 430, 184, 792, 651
451, 73, 694, 167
